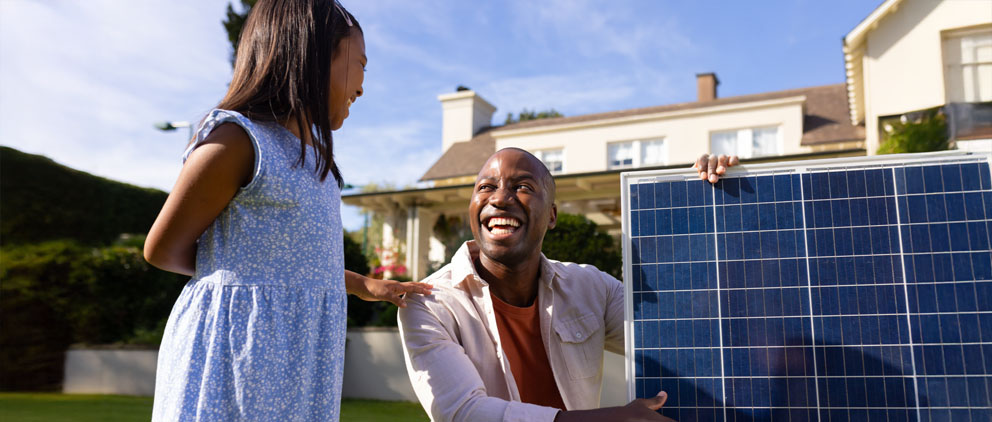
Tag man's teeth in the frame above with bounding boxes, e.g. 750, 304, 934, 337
487, 217, 520, 228
487, 217, 519, 236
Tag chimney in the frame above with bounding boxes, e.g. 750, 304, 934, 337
437, 89, 497, 153
696, 73, 719, 102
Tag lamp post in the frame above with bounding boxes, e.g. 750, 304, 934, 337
154, 121, 193, 141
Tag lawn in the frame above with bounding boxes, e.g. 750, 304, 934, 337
0, 393, 428, 421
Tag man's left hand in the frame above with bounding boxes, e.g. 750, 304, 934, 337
693, 154, 740, 184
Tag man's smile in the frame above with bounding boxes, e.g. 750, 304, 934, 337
482, 215, 524, 238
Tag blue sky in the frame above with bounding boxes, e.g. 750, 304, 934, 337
0, 0, 881, 230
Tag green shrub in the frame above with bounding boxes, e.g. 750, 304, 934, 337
877, 109, 949, 154
0, 147, 167, 246
0, 240, 186, 390
542, 213, 622, 279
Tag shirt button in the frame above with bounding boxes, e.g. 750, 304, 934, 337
574, 331, 581, 338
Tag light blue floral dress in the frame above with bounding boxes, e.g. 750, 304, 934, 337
152, 109, 347, 421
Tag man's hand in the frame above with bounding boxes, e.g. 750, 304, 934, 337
693, 154, 739, 184
554, 391, 675, 422
345, 270, 432, 308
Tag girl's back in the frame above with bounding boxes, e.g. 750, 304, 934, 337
151, 110, 347, 421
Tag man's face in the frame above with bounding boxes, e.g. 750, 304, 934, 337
469, 149, 557, 265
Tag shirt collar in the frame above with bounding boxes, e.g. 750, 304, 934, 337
449, 240, 560, 289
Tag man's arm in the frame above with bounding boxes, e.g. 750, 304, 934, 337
602, 272, 626, 355
397, 295, 561, 422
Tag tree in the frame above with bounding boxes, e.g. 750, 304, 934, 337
542, 213, 622, 279
504, 108, 564, 125
222, 0, 258, 66
876, 108, 949, 154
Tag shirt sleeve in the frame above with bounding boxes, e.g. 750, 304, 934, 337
602, 272, 626, 355
398, 295, 562, 422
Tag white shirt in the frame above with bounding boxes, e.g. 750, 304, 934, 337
398, 241, 625, 422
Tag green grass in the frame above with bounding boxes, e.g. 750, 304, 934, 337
0, 393, 428, 422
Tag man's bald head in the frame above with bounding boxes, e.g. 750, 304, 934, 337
478, 148, 556, 201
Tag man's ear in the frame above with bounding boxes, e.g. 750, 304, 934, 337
548, 203, 557, 230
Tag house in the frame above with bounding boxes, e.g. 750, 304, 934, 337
842, 0, 992, 152
344, 0, 991, 281
344, 77, 864, 280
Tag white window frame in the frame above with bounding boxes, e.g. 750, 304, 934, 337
606, 138, 667, 170
709, 125, 781, 159
942, 25, 992, 103
607, 141, 635, 170
534, 148, 565, 174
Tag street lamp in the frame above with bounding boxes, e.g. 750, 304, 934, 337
154, 121, 193, 140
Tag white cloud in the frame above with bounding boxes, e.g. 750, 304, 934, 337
482, 72, 636, 118
508, 0, 695, 64
0, 0, 231, 191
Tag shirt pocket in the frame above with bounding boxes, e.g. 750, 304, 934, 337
554, 313, 604, 379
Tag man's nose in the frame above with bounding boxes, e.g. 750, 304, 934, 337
488, 186, 515, 207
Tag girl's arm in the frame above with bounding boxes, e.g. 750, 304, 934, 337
345, 270, 433, 308
144, 123, 255, 276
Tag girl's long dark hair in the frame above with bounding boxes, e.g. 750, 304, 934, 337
218, 0, 360, 186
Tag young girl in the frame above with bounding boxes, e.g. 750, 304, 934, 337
143, 1, 431, 420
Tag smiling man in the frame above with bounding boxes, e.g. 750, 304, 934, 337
398, 148, 736, 422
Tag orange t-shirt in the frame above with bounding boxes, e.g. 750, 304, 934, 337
491, 295, 567, 410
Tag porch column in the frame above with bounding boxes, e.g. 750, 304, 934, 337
404, 206, 436, 281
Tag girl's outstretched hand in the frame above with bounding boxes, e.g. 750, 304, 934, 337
693, 154, 739, 184
345, 270, 433, 308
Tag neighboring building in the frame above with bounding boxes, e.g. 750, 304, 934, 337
345, 0, 991, 281
843, 0, 992, 153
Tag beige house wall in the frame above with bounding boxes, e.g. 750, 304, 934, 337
860, 0, 992, 153
491, 98, 813, 174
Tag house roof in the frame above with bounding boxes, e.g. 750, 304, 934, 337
419, 131, 495, 182
419, 83, 864, 182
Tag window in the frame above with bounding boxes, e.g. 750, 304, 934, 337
608, 142, 634, 169
641, 139, 666, 166
943, 26, 992, 103
535, 149, 564, 174
607, 139, 667, 170
710, 126, 779, 159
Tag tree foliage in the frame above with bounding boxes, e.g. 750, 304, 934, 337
504, 108, 564, 125
541, 213, 622, 279
876, 109, 949, 154
222, 0, 258, 66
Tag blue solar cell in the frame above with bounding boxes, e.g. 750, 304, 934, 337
671, 180, 688, 207
626, 156, 992, 419
639, 182, 655, 209
654, 181, 670, 209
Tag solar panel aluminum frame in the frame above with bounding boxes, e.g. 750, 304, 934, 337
620, 150, 992, 412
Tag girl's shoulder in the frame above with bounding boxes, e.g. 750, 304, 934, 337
182, 108, 271, 194
184, 109, 260, 161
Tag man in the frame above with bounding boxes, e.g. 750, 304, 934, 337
398, 149, 737, 421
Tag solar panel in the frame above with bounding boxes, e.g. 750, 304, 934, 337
621, 152, 992, 422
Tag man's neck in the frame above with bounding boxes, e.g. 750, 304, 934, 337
475, 253, 542, 307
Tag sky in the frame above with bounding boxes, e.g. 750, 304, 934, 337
0, 0, 883, 231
